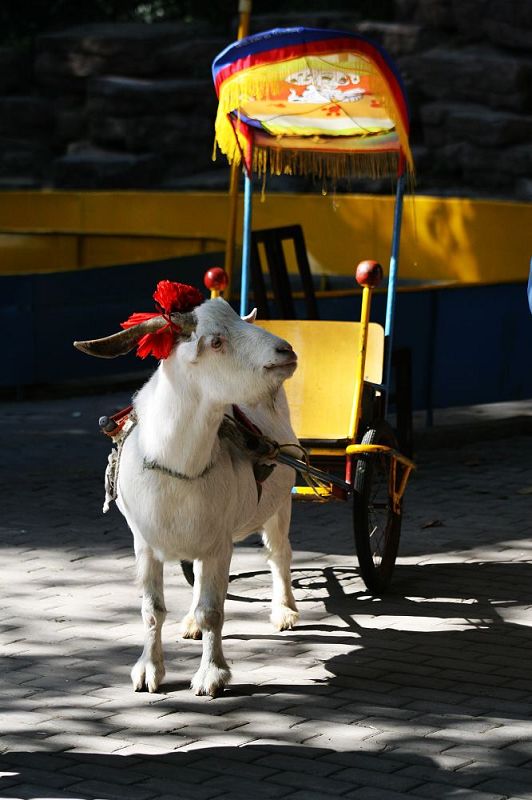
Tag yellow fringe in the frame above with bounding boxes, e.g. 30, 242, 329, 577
214, 54, 414, 179
252, 145, 404, 182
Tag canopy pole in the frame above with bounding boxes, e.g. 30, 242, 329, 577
384, 164, 406, 412
223, 165, 240, 299
236, 0, 252, 38
223, 0, 252, 299
240, 167, 253, 317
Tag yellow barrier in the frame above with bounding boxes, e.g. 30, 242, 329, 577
0, 190, 530, 284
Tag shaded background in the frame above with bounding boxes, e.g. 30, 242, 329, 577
0, 0, 530, 196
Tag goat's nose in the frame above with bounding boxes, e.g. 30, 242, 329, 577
276, 342, 294, 354
275, 342, 297, 362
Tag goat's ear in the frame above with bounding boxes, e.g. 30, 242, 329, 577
241, 308, 257, 324
74, 311, 198, 359
73, 327, 142, 359
183, 334, 205, 364
73, 313, 176, 359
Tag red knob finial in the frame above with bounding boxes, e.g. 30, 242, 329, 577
356, 260, 383, 288
204, 267, 229, 293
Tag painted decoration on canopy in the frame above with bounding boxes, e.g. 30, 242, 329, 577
212, 28, 414, 182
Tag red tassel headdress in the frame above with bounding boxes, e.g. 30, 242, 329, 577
121, 280, 205, 360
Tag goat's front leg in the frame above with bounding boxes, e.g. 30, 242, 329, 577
190, 544, 232, 697
262, 496, 299, 631
131, 546, 166, 693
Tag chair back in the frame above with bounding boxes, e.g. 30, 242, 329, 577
251, 225, 319, 320
260, 319, 384, 442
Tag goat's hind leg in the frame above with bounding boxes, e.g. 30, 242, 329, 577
131, 545, 167, 693
181, 567, 202, 640
262, 497, 299, 631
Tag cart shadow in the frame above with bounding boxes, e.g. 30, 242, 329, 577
228, 560, 532, 620
225, 560, 532, 699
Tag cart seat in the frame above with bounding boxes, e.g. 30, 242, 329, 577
259, 319, 384, 444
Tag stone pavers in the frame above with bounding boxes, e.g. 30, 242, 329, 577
1, 390, 531, 799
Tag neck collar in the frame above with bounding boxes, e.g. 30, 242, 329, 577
142, 456, 215, 481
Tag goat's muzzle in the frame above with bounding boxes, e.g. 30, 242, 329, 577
265, 343, 298, 372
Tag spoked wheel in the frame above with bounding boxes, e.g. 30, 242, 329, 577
181, 560, 195, 586
353, 420, 402, 594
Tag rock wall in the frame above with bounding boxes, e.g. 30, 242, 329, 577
0, 1, 530, 197
393, 0, 532, 197
0, 21, 227, 190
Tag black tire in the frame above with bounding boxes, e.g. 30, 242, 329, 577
180, 560, 195, 586
353, 420, 402, 593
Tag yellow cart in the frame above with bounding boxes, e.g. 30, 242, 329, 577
210, 26, 416, 592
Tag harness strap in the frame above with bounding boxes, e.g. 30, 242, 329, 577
232, 404, 263, 438
102, 410, 137, 513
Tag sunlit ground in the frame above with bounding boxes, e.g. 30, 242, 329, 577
1, 393, 531, 798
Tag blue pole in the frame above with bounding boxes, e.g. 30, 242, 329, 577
240, 170, 253, 317
384, 172, 406, 410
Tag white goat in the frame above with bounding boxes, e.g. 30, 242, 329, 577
75, 297, 299, 697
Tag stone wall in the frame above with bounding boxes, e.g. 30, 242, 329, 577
392, 0, 532, 197
0, 1, 530, 197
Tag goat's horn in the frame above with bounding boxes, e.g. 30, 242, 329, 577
242, 308, 257, 324
73, 311, 197, 359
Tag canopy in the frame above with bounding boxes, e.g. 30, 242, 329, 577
212, 27, 414, 182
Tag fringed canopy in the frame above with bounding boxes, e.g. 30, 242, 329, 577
212, 27, 414, 182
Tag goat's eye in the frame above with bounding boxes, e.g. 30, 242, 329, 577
211, 336, 223, 350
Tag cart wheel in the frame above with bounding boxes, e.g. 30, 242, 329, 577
181, 560, 195, 586
353, 420, 402, 594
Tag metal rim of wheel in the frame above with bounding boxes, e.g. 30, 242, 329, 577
353, 420, 402, 594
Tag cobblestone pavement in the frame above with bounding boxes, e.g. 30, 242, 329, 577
1, 390, 532, 800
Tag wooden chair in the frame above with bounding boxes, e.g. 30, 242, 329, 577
250, 224, 319, 320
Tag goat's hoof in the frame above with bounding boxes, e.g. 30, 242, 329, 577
131, 658, 165, 693
181, 614, 203, 640
183, 629, 203, 640
271, 605, 299, 631
191, 664, 231, 698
